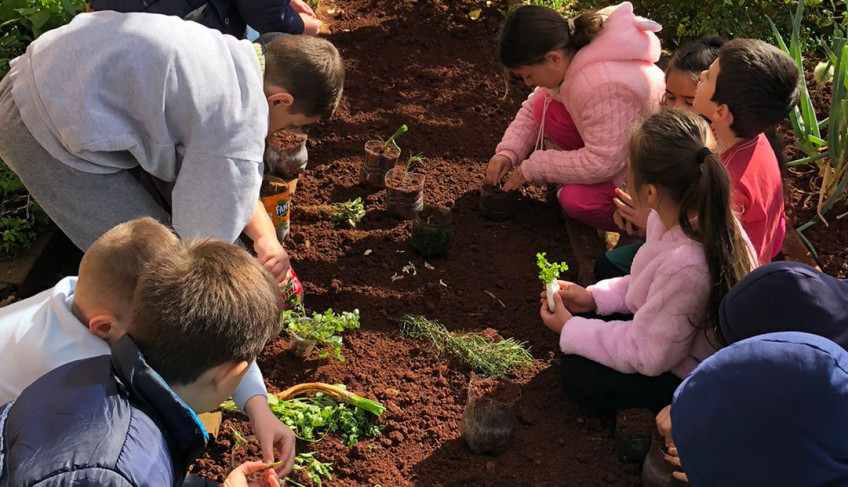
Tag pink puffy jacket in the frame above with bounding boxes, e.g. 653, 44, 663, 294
495, 2, 666, 187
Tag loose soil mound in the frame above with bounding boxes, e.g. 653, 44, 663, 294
190, 0, 637, 485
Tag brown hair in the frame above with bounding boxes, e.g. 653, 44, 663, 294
75, 217, 180, 316
498, 5, 603, 69
712, 39, 799, 140
263, 35, 345, 119
630, 109, 754, 345
128, 239, 284, 385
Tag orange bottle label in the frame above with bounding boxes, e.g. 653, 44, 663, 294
261, 188, 291, 226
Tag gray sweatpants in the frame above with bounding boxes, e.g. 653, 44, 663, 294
0, 75, 170, 251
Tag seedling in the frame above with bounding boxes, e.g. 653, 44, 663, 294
381, 124, 408, 153
288, 452, 333, 487
537, 252, 569, 312
330, 197, 366, 227
397, 315, 533, 379
284, 303, 360, 361
399, 150, 426, 186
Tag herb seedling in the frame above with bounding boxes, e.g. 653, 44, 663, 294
537, 252, 569, 312
398, 315, 532, 379
398, 150, 425, 186
287, 452, 333, 487
330, 197, 366, 227
283, 302, 360, 361
381, 124, 408, 153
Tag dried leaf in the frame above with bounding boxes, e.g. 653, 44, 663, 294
424, 262, 435, 270
469, 8, 481, 20
391, 273, 404, 282
364, 249, 373, 256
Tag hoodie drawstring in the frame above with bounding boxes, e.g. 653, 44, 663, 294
535, 95, 552, 152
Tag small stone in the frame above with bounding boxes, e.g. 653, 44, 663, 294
485, 461, 495, 472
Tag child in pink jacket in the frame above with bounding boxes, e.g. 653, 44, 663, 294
485, 2, 665, 231
539, 109, 755, 414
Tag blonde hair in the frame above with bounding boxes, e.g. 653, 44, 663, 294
128, 239, 283, 385
75, 217, 180, 317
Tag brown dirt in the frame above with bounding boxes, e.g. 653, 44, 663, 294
385, 172, 423, 193
416, 205, 451, 226
470, 376, 521, 403
365, 139, 401, 158
270, 130, 308, 151
189, 0, 642, 485
616, 408, 656, 437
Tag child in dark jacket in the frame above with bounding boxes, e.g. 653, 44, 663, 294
0, 239, 285, 486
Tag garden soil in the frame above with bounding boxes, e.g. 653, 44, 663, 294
189, 1, 845, 485
190, 0, 640, 485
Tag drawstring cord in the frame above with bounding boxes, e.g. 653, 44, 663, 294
534, 95, 552, 152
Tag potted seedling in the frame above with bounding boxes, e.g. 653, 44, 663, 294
361, 124, 407, 189
284, 301, 361, 361
266, 130, 308, 180
385, 150, 425, 219
410, 205, 452, 258
297, 198, 367, 228
479, 181, 519, 221
537, 252, 569, 313
615, 408, 655, 464
642, 433, 686, 487
259, 175, 292, 242
460, 374, 522, 455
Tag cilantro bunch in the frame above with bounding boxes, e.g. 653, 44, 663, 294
537, 252, 569, 284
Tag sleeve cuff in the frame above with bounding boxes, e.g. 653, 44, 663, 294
231, 361, 268, 412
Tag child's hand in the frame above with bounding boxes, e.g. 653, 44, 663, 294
502, 166, 527, 191
290, 0, 316, 17
540, 290, 572, 333
246, 397, 297, 477
485, 154, 512, 185
299, 14, 322, 36
613, 187, 649, 237
224, 461, 281, 487
664, 447, 689, 484
253, 235, 291, 284
655, 404, 674, 449
551, 281, 596, 313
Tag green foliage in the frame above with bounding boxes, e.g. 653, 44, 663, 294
287, 452, 333, 487
769, 2, 848, 243
284, 305, 361, 361
0, 216, 36, 258
536, 252, 568, 285
381, 124, 407, 152
569, 0, 846, 50
221, 391, 384, 447
330, 197, 366, 227
398, 315, 533, 379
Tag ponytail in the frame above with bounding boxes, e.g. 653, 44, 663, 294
630, 109, 754, 345
498, 6, 603, 69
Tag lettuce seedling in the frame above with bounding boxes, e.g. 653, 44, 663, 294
330, 197, 366, 227
537, 252, 569, 312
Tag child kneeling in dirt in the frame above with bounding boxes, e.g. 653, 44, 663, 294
539, 109, 756, 414
0, 10, 345, 291
0, 218, 296, 480
0, 236, 286, 486
485, 2, 665, 231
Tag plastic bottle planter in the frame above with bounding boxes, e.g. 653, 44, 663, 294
289, 324, 317, 358
259, 175, 292, 243
460, 376, 521, 455
410, 205, 452, 258
642, 434, 686, 487
479, 184, 520, 221
266, 130, 308, 181
361, 140, 401, 189
615, 408, 655, 464
384, 168, 425, 220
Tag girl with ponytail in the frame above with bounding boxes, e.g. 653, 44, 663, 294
539, 109, 755, 414
486, 2, 665, 232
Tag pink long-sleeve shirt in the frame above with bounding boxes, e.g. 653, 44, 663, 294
495, 2, 665, 187
559, 211, 720, 378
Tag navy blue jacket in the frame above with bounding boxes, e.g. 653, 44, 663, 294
0, 335, 208, 486
88, 0, 305, 37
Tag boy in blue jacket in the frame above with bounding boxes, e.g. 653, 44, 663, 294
0, 238, 285, 486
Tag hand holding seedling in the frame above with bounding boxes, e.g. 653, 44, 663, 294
537, 253, 569, 312
613, 187, 649, 237
224, 460, 281, 487
502, 166, 528, 191
554, 281, 596, 313
245, 397, 297, 477
539, 290, 571, 333
485, 154, 512, 185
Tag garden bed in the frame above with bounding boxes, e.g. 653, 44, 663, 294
189, 0, 846, 485
190, 0, 638, 485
